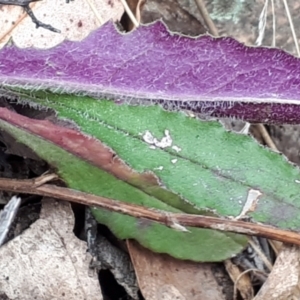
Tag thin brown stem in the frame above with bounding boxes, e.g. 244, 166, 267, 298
248, 238, 273, 271
120, 0, 139, 28
1, 176, 300, 245
256, 124, 278, 151
282, 0, 300, 56
194, 0, 219, 36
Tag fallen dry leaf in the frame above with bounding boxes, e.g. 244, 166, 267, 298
224, 259, 253, 300
127, 240, 229, 300
141, 0, 206, 36
0, 198, 101, 300
0, 0, 124, 48
254, 244, 300, 300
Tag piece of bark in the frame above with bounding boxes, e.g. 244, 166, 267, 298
224, 259, 254, 300
269, 125, 300, 165
128, 240, 232, 300
0, 198, 101, 300
254, 244, 300, 300
141, 0, 206, 36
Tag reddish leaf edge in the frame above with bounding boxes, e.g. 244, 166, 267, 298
0, 107, 208, 215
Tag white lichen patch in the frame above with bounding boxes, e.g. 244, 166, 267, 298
172, 145, 182, 153
142, 130, 156, 144
142, 129, 173, 148
142, 130, 184, 155
154, 166, 164, 171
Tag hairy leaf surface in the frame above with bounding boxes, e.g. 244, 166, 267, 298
0, 104, 247, 262
1, 90, 300, 261
1, 21, 300, 123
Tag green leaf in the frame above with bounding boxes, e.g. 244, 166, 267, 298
0, 109, 247, 262
4, 88, 300, 260
14, 90, 300, 229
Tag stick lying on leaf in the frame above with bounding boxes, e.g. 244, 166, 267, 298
1, 174, 300, 246
0, 0, 73, 32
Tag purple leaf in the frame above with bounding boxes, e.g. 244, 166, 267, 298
1, 21, 300, 123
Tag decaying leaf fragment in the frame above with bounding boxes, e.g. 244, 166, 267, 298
0, 0, 124, 48
127, 240, 230, 300
0, 198, 101, 300
0, 0, 63, 33
254, 244, 300, 300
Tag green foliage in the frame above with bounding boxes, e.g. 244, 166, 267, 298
0, 104, 247, 262
3, 89, 300, 261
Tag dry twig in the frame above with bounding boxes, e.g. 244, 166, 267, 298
194, 0, 218, 36
1, 175, 300, 245
120, 0, 139, 28
282, 0, 300, 57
